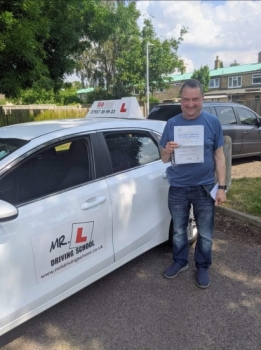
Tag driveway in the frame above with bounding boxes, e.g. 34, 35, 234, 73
1, 157, 261, 350
1, 218, 261, 350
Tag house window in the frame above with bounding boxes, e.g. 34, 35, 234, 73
133, 88, 140, 96
254, 95, 260, 100
252, 73, 261, 84
156, 88, 166, 93
228, 76, 242, 88
209, 78, 220, 88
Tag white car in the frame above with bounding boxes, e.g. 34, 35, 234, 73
0, 98, 197, 335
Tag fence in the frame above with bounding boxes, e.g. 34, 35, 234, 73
0, 105, 88, 127
0, 101, 146, 126
0, 100, 260, 127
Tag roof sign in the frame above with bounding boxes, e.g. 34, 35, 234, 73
86, 97, 144, 119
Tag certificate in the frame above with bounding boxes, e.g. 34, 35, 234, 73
174, 125, 204, 164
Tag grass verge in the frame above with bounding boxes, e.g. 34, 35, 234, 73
223, 177, 261, 217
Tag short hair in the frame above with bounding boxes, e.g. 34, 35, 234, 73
180, 79, 203, 96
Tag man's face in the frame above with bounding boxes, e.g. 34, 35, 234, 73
180, 86, 203, 120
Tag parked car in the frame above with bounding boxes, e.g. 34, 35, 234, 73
0, 100, 197, 336
148, 102, 261, 159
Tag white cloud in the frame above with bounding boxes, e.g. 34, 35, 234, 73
136, 0, 261, 72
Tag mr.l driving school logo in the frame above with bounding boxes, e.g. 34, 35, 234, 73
69, 222, 94, 250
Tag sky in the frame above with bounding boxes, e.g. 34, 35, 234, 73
135, 0, 261, 74
67, 0, 261, 82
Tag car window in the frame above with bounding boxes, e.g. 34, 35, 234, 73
236, 107, 257, 125
0, 137, 91, 206
214, 106, 237, 125
0, 138, 28, 161
202, 107, 211, 113
148, 105, 182, 121
105, 131, 160, 173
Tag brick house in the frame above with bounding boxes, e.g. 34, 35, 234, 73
152, 52, 261, 104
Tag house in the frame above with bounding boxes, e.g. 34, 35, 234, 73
153, 52, 261, 103
77, 88, 94, 103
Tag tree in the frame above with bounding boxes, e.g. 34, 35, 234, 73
230, 60, 240, 67
191, 65, 210, 93
75, 3, 188, 101
0, 0, 113, 98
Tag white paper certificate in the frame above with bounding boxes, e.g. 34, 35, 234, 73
174, 125, 204, 164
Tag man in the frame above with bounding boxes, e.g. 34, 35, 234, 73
160, 79, 226, 289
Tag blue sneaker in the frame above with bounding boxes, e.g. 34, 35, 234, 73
164, 263, 189, 279
196, 267, 210, 289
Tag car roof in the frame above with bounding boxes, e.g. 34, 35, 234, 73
0, 117, 166, 141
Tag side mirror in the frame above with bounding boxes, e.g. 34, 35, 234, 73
0, 200, 18, 222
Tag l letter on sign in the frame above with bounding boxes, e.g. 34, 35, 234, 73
120, 103, 127, 112
76, 227, 87, 243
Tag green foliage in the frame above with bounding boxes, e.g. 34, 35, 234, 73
10, 84, 81, 105
34, 109, 86, 121
0, 107, 87, 126
149, 96, 160, 103
1, 0, 188, 101
230, 60, 240, 67
75, 3, 188, 99
191, 65, 210, 93
0, 0, 112, 99
86, 88, 114, 104
223, 177, 261, 217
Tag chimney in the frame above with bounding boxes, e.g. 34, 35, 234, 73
258, 52, 261, 63
215, 56, 220, 69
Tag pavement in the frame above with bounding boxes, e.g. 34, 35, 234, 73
215, 205, 261, 228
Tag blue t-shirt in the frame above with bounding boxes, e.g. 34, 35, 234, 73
160, 111, 224, 187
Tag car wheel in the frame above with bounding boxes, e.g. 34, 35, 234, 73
168, 205, 198, 246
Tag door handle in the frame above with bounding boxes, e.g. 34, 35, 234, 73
81, 196, 106, 210
244, 131, 250, 134
162, 172, 167, 179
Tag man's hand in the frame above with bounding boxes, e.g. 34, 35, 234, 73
160, 141, 179, 163
215, 189, 227, 206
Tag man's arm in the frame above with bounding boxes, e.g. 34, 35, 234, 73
160, 141, 179, 163
214, 146, 227, 205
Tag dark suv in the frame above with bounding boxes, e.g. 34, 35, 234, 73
148, 102, 261, 159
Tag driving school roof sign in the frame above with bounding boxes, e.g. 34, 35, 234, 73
86, 97, 144, 119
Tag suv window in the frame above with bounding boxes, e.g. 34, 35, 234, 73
236, 107, 257, 125
105, 132, 160, 173
214, 106, 237, 125
148, 105, 182, 121
0, 137, 91, 205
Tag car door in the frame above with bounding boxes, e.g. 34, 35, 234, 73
213, 105, 243, 156
235, 106, 261, 156
98, 129, 170, 263
0, 134, 114, 335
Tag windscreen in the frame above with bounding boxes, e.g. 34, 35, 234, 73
0, 138, 28, 160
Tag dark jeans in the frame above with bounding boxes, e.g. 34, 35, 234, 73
168, 185, 215, 268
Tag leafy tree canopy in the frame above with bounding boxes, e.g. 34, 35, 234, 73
0, 0, 113, 98
230, 60, 240, 67
0, 0, 188, 102
75, 2, 188, 101
191, 65, 210, 93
